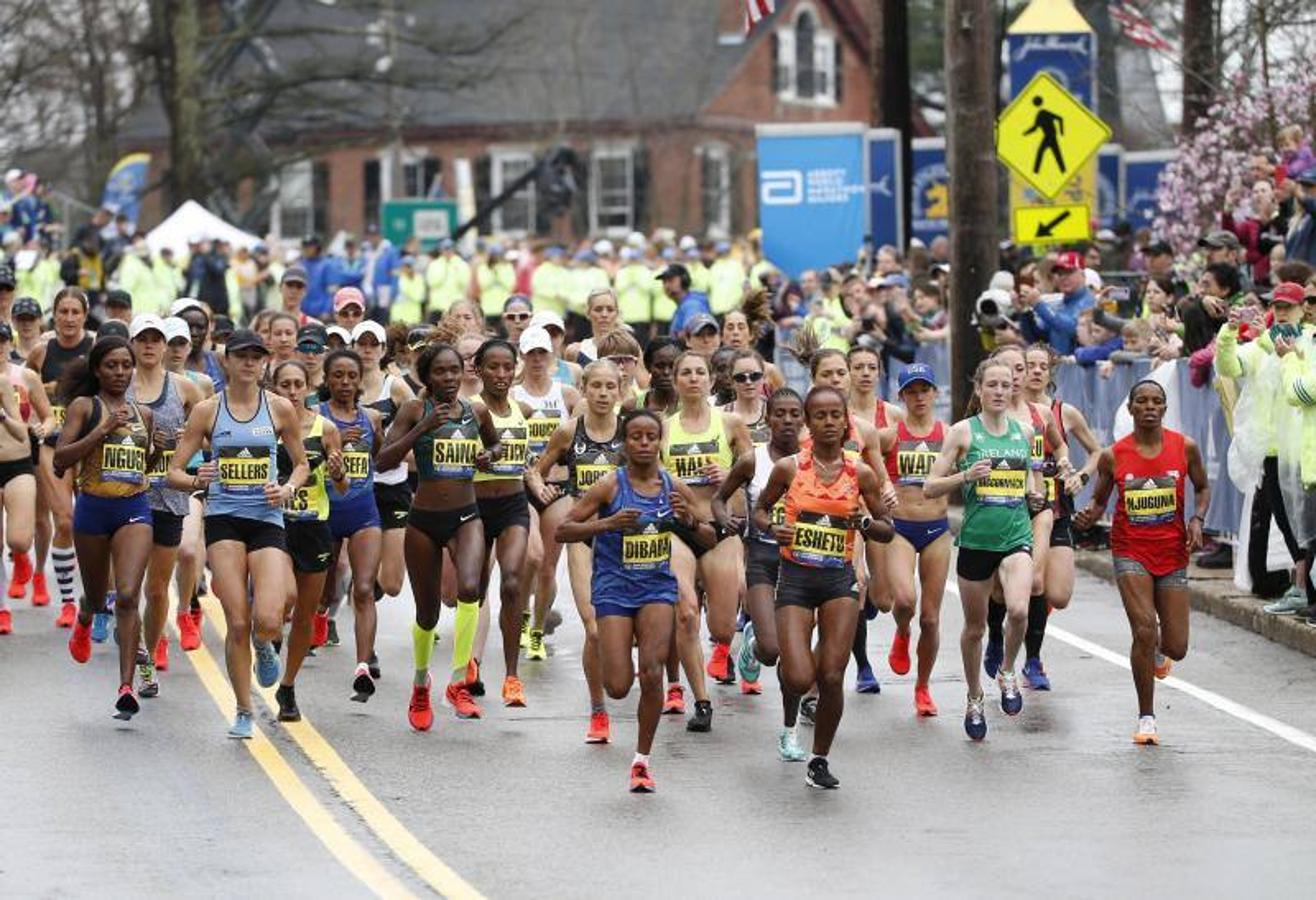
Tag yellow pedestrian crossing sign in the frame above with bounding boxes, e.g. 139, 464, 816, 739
996, 72, 1111, 200
1013, 203, 1091, 245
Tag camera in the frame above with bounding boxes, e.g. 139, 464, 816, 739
975, 288, 1014, 319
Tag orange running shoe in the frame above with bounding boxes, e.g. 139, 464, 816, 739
502, 675, 526, 708
11, 550, 32, 586
31, 572, 50, 607
706, 642, 734, 683
0, 608, 11, 634
739, 678, 763, 695
888, 630, 911, 676
586, 711, 611, 743
662, 683, 685, 714
311, 611, 329, 648
55, 601, 77, 629
154, 636, 169, 672
445, 681, 482, 719
6, 578, 23, 600
408, 678, 434, 731
629, 761, 655, 793
914, 684, 939, 717
69, 617, 92, 663
177, 610, 201, 651
1153, 651, 1173, 680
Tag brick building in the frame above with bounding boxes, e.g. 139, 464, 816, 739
127, 0, 893, 241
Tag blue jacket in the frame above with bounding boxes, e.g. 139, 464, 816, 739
368, 242, 400, 300
1032, 287, 1094, 354
299, 255, 336, 319
669, 290, 711, 336
1286, 195, 1316, 267
1073, 335, 1123, 365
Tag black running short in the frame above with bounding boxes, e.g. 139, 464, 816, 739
204, 514, 287, 553
775, 557, 859, 609
745, 539, 780, 589
956, 545, 1031, 581
477, 491, 530, 544
409, 504, 480, 549
151, 509, 185, 549
373, 481, 413, 531
286, 520, 333, 573
1049, 517, 1074, 549
0, 455, 33, 487
529, 480, 569, 514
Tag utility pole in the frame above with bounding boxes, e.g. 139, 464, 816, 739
876, 0, 913, 248
944, 0, 999, 418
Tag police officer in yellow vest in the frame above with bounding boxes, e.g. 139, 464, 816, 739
475, 243, 516, 322
531, 245, 571, 318
614, 247, 655, 342
423, 237, 470, 318
707, 240, 747, 317
392, 255, 427, 325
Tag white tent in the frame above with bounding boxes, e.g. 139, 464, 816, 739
145, 200, 262, 258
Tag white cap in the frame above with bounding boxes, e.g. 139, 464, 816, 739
326, 325, 352, 343
3, 168, 22, 182
1084, 268, 1103, 290
351, 320, 386, 343
678, 234, 698, 252
625, 231, 647, 249
163, 317, 191, 343
529, 310, 564, 333
592, 239, 615, 257
989, 270, 1016, 292
519, 326, 554, 355
169, 297, 208, 318
129, 313, 166, 340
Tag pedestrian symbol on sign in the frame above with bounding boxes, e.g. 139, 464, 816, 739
995, 72, 1110, 200
1024, 96, 1065, 176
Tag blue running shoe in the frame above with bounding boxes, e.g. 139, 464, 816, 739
91, 612, 111, 643
1022, 657, 1051, 691
964, 693, 987, 741
253, 640, 281, 688
737, 622, 761, 683
228, 709, 254, 740
983, 631, 1003, 678
855, 664, 880, 694
997, 669, 1023, 716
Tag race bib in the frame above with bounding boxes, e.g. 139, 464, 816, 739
51, 404, 66, 427
433, 435, 479, 479
342, 441, 370, 481
526, 415, 559, 453
147, 449, 174, 485
489, 426, 528, 477
218, 446, 271, 492
1124, 476, 1177, 525
668, 440, 718, 486
622, 525, 671, 571
576, 460, 616, 490
100, 434, 146, 484
790, 511, 848, 569
896, 441, 939, 486
976, 457, 1027, 506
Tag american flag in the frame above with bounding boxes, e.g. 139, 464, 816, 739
1108, 1, 1173, 52
745, 0, 775, 35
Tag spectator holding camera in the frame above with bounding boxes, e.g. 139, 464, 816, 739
1179, 261, 1243, 355
1014, 250, 1093, 354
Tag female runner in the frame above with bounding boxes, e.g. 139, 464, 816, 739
527, 360, 622, 742
0, 321, 53, 619
55, 337, 154, 719
500, 294, 534, 345
167, 330, 308, 739
636, 338, 680, 416
564, 287, 620, 365
271, 360, 349, 722
924, 358, 1042, 741
266, 313, 299, 369
376, 342, 501, 729
457, 333, 484, 400
753, 386, 891, 789
663, 350, 752, 729
1075, 380, 1209, 745
722, 350, 771, 447
720, 303, 784, 390
557, 408, 713, 793
595, 330, 645, 404
714, 387, 810, 759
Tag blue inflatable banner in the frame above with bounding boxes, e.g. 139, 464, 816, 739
910, 138, 948, 246
101, 153, 152, 226
867, 128, 903, 252
1097, 144, 1123, 228
1123, 150, 1173, 230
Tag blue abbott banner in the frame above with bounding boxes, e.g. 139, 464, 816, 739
1123, 150, 1173, 230
866, 128, 903, 251
756, 124, 869, 278
1097, 144, 1123, 228
910, 138, 948, 246
101, 153, 152, 225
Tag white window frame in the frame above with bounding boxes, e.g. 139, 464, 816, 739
270, 159, 313, 240
775, 2, 837, 108
698, 144, 732, 240
490, 147, 537, 237
589, 143, 635, 237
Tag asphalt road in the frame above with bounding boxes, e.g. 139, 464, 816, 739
2, 553, 1313, 899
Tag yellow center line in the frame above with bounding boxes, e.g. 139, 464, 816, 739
197, 594, 486, 900
174, 613, 415, 900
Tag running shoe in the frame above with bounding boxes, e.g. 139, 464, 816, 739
737, 622, 761, 683
964, 693, 987, 741
113, 684, 140, 721
526, 629, 547, 661
31, 572, 50, 607
1022, 657, 1051, 691
351, 663, 376, 703
914, 684, 938, 717
137, 650, 159, 699
253, 640, 281, 688
662, 684, 685, 715
856, 664, 880, 694
629, 761, 655, 793
519, 611, 531, 649
1132, 715, 1159, 746
69, 617, 92, 663
6, 578, 22, 600
367, 652, 381, 680
739, 678, 763, 695
706, 642, 734, 684
408, 678, 433, 731
91, 611, 111, 644
276, 684, 301, 722
805, 757, 839, 790
888, 629, 911, 676
983, 629, 1003, 678
325, 619, 340, 647
686, 699, 713, 732
0, 608, 11, 635
55, 600, 76, 628
10, 549, 31, 584
586, 711, 611, 744
154, 637, 169, 672
997, 669, 1023, 716
445, 681, 482, 719
1263, 588, 1308, 615
177, 610, 201, 651
1153, 650, 1173, 680
800, 696, 818, 726
502, 675, 527, 708
778, 728, 807, 762
228, 709, 254, 740
310, 611, 328, 648
465, 659, 485, 696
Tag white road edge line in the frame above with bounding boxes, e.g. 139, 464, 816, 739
942, 583, 1316, 755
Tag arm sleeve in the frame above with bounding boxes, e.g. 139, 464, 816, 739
1213, 324, 1243, 378
1282, 352, 1316, 407
1034, 301, 1078, 340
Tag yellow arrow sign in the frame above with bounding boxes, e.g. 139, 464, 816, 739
1013, 203, 1092, 245
996, 71, 1111, 200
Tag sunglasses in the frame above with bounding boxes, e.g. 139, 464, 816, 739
733, 370, 765, 384
298, 344, 326, 355
606, 354, 637, 366
504, 312, 531, 322
338, 308, 364, 318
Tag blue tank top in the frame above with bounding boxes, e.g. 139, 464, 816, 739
553, 358, 573, 386
319, 402, 374, 505
206, 390, 282, 525
591, 468, 678, 609
203, 351, 227, 392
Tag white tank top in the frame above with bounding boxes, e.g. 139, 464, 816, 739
373, 374, 409, 486
512, 380, 568, 457
745, 444, 778, 545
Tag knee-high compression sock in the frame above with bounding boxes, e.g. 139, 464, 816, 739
987, 600, 1006, 643
52, 548, 77, 604
852, 615, 871, 669
1025, 595, 1049, 660
412, 622, 436, 685
451, 600, 479, 684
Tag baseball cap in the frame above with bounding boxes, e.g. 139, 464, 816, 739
105, 289, 132, 308
400, 255, 416, 267
163, 317, 190, 343
129, 314, 166, 340
898, 363, 938, 392
169, 297, 208, 318
352, 320, 386, 343
1053, 251, 1085, 272
437, 237, 455, 251
678, 235, 698, 252
11, 296, 41, 319
1271, 282, 1305, 306
529, 310, 565, 333
407, 326, 432, 351
296, 324, 328, 351
281, 266, 308, 286
334, 287, 366, 312
212, 315, 235, 341
1198, 230, 1241, 250
97, 320, 130, 341
519, 326, 554, 355
0, 323, 12, 343
225, 329, 269, 355
655, 263, 690, 282
686, 313, 719, 335
0, 267, 15, 288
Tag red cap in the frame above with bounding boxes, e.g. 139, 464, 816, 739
1053, 251, 1085, 272
1272, 281, 1304, 306
333, 287, 366, 312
